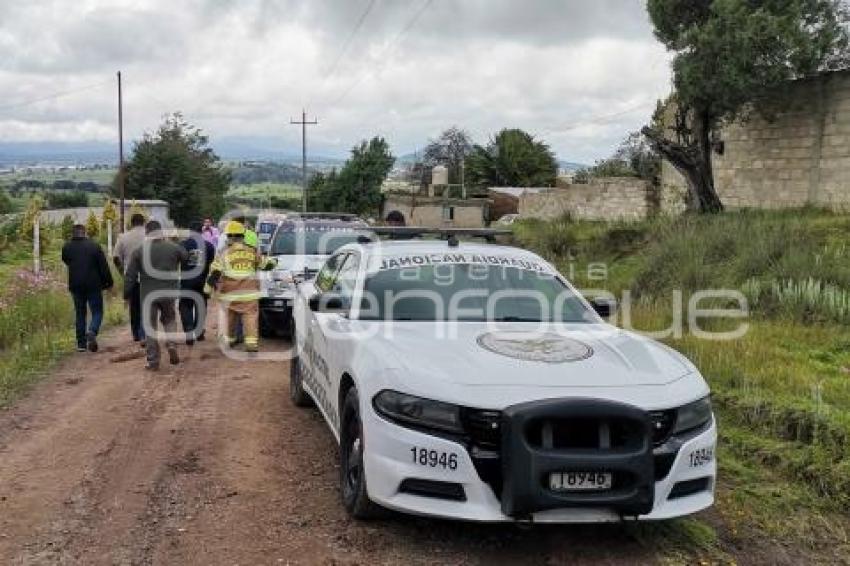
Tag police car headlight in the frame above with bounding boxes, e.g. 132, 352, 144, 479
273, 271, 294, 284
672, 396, 712, 435
373, 390, 463, 434
267, 271, 294, 293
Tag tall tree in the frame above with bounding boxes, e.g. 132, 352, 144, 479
0, 190, 13, 214
308, 137, 395, 216
465, 128, 557, 189
422, 126, 474, 185
643, 0, 849, 212
577, 131, 661, 184
120, 113, 230, 226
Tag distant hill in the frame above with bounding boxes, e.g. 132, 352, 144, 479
0, 142, 116, 167
0, 138, 345, 170
558, 160, 587, 171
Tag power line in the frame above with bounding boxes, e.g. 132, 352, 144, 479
0, 79, 112, 114
321, 0, 378, 82
543, 100, 657, 135
321, 0, 434, 109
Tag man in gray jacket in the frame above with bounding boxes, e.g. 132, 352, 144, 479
124, 220, 189, 371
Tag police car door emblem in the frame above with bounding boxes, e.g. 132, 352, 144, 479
476, 331, 593, 363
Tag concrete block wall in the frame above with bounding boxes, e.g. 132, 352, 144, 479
382, 196, 488, 228
661, 70, 850, 211
518, 178, 653, 221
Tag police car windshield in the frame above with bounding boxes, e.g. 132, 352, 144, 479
270, 224, 362, 255
258, 222, 278, 234
360, 263, 595, 323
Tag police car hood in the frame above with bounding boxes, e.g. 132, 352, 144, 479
272, 254, 328, 273
358, 322, 694, 388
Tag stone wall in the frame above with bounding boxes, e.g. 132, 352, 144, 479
661, 69, 850, 211
518, 178, 653, 221
382, 195, 488, 228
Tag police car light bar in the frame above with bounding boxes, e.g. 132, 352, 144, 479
286, 212, 360, 221
365, 226, 512, 243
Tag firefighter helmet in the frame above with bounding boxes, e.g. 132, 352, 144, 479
224, 220, 246, 236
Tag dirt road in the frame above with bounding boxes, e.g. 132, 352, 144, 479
0, 325, 660, 565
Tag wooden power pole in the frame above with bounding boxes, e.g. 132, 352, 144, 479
290, 110, 318, 212
117, 70, 125, 232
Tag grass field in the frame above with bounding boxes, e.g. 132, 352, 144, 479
1, 168, 115, 213
515, 209, 850, 563
226, 182, 301, 206
0, 224, 125, 407
0, 167, 117, 186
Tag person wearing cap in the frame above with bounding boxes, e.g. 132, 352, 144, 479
204, 220, 272, 352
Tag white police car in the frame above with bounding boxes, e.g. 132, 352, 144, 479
290, 233, 716, 522
260, 214, 367, 337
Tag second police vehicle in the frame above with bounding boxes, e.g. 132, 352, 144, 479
260, 213, 368, 337
290, 230, 717, 523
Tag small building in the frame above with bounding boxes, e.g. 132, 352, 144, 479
381, 194, 490, 228
380, 165, 492, 228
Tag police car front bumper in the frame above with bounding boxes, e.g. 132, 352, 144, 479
361, 399, 716, 523
259, 292, 294, 331
260, 296, 293, 313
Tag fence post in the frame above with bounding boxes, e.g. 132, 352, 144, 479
33, 215, 41, 274
107, 219, 113, 256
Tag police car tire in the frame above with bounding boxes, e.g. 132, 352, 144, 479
339, 388, 381, 519
289, 356, 312, 407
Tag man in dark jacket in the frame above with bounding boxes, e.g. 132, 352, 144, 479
124, 220, 189, 371
61, 224, 113, 352
179, 221, 216, 345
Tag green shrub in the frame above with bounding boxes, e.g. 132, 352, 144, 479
743, 277, 850, 324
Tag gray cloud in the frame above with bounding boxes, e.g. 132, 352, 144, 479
0, 0, 671, 162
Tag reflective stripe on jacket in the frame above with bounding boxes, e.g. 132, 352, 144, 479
209, 242, 262, 302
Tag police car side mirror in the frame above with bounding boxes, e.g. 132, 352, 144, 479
590, 298, 617, 319
309, 293, 348, 313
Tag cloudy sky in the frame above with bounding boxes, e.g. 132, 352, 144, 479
0, 0, 673, 163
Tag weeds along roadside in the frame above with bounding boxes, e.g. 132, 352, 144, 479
515, 209, 850, 558
0, 219, 126, 408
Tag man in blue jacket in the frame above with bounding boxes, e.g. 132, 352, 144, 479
61, 224, 114, 352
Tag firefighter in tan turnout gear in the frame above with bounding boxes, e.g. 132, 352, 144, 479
205, 220, 272, 352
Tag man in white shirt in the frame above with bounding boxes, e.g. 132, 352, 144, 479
113, 213, 147, 343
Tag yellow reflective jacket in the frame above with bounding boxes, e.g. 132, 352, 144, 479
208, 242, 263, 302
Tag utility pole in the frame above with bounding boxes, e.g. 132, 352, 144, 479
290, 109, 318, 212
117, 71, 125, 232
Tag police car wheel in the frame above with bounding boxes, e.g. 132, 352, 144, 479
289, 356, 312, 407
339, 388, 381, 519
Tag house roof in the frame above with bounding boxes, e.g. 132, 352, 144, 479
487, 187, 549, 198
